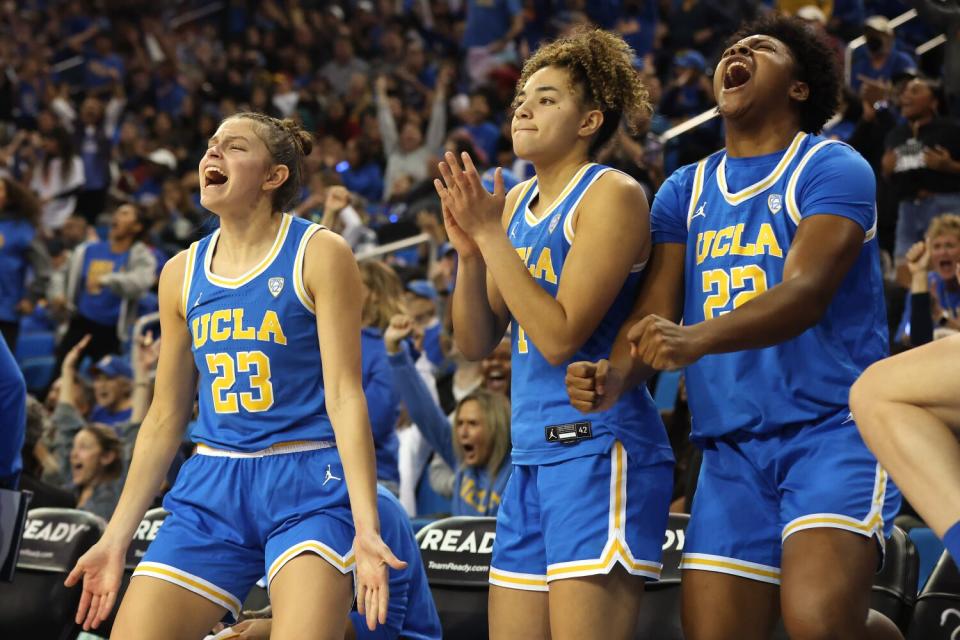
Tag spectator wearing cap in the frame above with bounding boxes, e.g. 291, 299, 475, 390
0, 176, 51, 350
51, 202, 156, 369
660, 50, 714, 120
88, 354, 133, 428
49, 337, 123, 520
882, 77, 960, 283
850, 15, 917, 92
910, 0, 960, 118
406, 279, 447, 373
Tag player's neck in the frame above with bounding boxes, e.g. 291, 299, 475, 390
531, 155, 590, 215
724, 117, 801, 158
215, 207, 284, 265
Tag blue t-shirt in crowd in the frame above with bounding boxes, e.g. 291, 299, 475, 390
0, 218, 38, 323
76, 241, 130, 327
463, 0, 523, 49
849, 46, 916, 91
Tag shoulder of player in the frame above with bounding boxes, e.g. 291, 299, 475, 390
578, 169, 648, 217
302, 226, 355, 277
796, 138, 871, 179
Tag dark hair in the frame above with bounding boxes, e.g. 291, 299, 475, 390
118, 201, 153, 243
225, 112, 314, 211
516, 27, 651, 156
727, 15, 840, 133
79, 424, 124, 483
1, 176, 41, 227
43, 126, 77, 182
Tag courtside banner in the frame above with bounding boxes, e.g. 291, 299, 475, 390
16, 508, 104, 573
417, 516, 496, 587
125, 508, 169, 569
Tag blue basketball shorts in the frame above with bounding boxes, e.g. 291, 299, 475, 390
681, 411, 902, 585
133, 441, 355, 620
489, 441, 673, 591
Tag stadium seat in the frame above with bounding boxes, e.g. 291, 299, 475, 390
0, 508, 105, 639
871, 525, 919, 632
15, 332, 55, 363
906, 552, 960, 640
908, 527, 945, 590
416, 516, 496, 640
20, 356, 58, 394
19, 308, 55, 334
635, 513, 688, 639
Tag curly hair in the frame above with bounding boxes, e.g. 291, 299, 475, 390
516, 27, 650, 155
727, 15, 840, 134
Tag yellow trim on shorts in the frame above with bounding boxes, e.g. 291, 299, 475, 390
488, 568, 549, 591
782, 464, 888, 540
133, 561, 241, 618
680, 553, 782, 584
267, 539, 355, 585
545, 442, 662, 582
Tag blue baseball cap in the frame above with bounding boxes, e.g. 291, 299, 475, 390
406, 279, 438, 302
91, 354, 133, 379
674, 50, 706, 73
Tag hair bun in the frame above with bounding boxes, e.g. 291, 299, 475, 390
280, 118, 314, 156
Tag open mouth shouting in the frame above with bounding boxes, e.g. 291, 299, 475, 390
722, 57, 753, 93
203, 165, 229, 190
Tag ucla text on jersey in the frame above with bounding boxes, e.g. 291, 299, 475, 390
181, 214, 335, 451
651, 133, 888, 439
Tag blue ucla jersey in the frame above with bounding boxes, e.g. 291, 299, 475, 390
650, 132, 888, 440
183, 214, 335, 451
0, 218, 36, 323
507, 163, 673, 466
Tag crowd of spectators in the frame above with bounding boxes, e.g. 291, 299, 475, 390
1, 0, 958, 524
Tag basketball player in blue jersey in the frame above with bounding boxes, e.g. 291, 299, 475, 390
434, 28, 674, 639
64, 113, 405, 639
852, 337, 960, 569
567, 16, 905, 640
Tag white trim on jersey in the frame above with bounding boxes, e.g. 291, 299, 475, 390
785, 140, 878, 244
715, 132, 806, 206
202, 213, 293, 289
292, 222, 326, 314
180, 241, 200, 318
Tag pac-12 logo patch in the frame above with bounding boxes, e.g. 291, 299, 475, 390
268, 277, 285, 297
767, 193, 783, 214
548, 212, 561, 234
